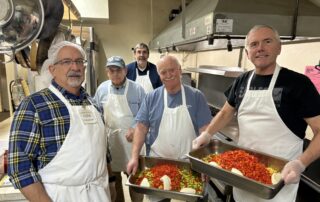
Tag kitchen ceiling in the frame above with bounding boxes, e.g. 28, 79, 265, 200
62, 0, 109, 22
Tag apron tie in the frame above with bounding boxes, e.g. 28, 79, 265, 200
80, 180, 101, 193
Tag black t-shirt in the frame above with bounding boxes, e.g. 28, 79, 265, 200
226, 67, 320, 139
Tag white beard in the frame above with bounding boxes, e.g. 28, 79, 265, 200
68, 77, 83, 87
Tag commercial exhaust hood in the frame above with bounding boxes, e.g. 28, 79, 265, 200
149, 0, 320, 52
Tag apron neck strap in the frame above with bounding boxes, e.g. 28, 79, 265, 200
163, 85, 186, 108
49, 85, 71, 107
246, 64, 281, 91
108, 79, 129, 95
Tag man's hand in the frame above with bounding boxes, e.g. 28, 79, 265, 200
192, 131, 211, 150
109, 181, 116, 202
281, 159, 306, 184
125, 128, 134, 142
127, 158, 139, 175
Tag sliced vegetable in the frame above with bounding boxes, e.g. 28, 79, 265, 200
160, 175, 171, 190
180, 187, 196, 194
271, 172, 282, 185
231, 168, 243, 176
140, 178, 150, 187
135, 163, 203, 194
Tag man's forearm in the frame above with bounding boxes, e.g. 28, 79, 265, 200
131, 123, 148, 159
206, 102, 235, 135
20, 181, 51, 202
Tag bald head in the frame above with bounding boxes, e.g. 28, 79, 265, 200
156, 55, 181, 71
156, 55, 182, 94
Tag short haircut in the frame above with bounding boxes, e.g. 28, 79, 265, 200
133, 43, 149, 54
245, 25, 281, 48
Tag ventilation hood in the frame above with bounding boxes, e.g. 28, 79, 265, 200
149, 0, 320, 52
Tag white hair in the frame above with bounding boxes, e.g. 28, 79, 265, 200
39, 41, 86, 89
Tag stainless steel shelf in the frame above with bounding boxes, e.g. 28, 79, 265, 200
185, 66, 244, 78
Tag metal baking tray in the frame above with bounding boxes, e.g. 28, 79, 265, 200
187, 139, 287, 199
126, 156, 206, 202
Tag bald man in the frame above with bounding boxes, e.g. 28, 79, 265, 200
127, 55, 212, 202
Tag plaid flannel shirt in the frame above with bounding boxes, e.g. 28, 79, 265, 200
8, 81, 111, 189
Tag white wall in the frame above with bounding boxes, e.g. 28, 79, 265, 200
80, 0, 181, 83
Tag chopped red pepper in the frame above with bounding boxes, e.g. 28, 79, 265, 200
203, 150, 272, 185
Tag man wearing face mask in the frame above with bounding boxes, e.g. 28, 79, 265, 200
95, 56, 146, 202
126, 43, 162, 93
8, 41, 116, 202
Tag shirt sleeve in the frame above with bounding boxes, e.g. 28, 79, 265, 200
135, 94, 150, 127
226, 72, 250, 109
296, 75, 320, 118
93, 86, 103, 109
126, 62, 136, 81
8, 98, 42, 189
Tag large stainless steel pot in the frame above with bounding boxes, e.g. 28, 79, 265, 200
0, 0, 44, 53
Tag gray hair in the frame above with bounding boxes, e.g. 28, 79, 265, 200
39, 41, 86, 89
156, 55, 181, 69
133, 43, 149, 54
244, 25, 281, 48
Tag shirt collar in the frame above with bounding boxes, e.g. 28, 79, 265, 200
51, 80, 88, 101
135, 62, 149, 72
111, 78, 127, 90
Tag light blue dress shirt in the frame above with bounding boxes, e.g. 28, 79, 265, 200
94, 79, 146, 127
136, 85, 212, 150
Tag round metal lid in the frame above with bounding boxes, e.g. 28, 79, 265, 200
0, 0, 44, 54
0, 0, 14, 26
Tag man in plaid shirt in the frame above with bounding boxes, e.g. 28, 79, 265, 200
8, 41, 116, 202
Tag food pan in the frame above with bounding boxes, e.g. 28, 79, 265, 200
126, 156, 206, 202
187, 139, 287, 199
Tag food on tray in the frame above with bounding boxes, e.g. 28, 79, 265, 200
160, 175, 171, 190
209, 161, 221, 168
231, 168, 243, 176
135, 163, 203, 194
180, 187, 196, 194
271, 172, 282, 185
140, 178, 150, 187
202, 149, 281, 185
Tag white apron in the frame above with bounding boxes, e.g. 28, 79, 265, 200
148, 86, 197, 202
150, 85, 197, 159
234, 65, 303, 202
136, 68, 154, 93
39, 85, 110, 202
103, 82, 134, 172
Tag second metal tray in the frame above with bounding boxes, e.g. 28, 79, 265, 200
126, 156, 205, 202
187, 139, 287, 199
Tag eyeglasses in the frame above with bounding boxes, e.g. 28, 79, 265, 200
54, 59, 87, 67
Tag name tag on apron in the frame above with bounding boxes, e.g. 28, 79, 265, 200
79, 107, 97, 124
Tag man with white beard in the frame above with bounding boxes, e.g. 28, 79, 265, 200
8, 41, 116, 202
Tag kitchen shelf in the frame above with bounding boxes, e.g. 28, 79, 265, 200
185, 66, 244, 78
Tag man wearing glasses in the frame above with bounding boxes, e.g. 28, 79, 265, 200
8, 41, 116, 202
